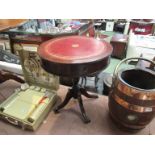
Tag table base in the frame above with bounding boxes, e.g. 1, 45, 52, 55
54, 78, 98, 123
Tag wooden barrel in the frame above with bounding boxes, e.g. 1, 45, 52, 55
108, 57, 155, 130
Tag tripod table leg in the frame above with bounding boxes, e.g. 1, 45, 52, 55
77, 93, 91, 123
54, 89, 73, 113
80, 88, 98, 98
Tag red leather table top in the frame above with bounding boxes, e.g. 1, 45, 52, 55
38, 36, 112, 77
38, 36, 112, 64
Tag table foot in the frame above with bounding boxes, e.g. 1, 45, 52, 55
82, 115, 91, 124
80, 88, 98, 98
53, 108, 59, 114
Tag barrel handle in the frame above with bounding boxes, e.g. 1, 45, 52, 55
113, 57, 155, 79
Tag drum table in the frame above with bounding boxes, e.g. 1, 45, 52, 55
38, 36, 112, 123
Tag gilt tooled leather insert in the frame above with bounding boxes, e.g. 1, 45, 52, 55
38, 36, 112, 64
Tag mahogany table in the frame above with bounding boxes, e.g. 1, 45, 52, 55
38, 36, 112, 123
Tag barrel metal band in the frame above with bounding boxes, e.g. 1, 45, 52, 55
115, 87, 154, 106
113, 94, 154, 113
117, 81, 155, 100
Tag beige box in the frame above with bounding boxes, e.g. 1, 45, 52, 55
0, 44, 59, 130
